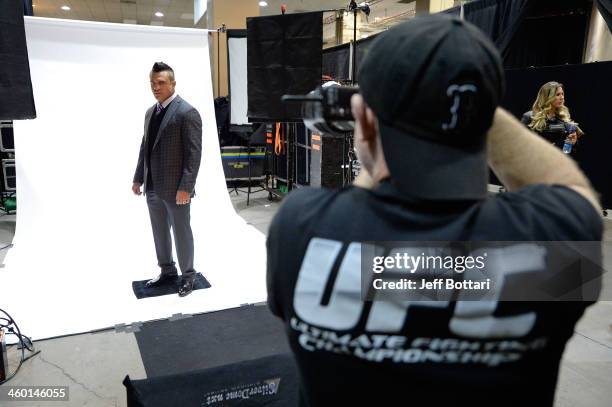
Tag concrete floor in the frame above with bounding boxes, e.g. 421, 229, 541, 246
0, 213, 15, 267
1, 188, 611, 407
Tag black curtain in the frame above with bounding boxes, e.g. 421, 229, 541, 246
441, 5, 462, 16
503, 9, 589, 68
463, 0, 532, 55
324, 0, 600, 84
23, 0, 32, 16
247, 11, 322, 122
354, 35, 376, 83
596, 0, 612, 31
0, 0, 36, 120
461, 0, 592, 68
503, 0, 591, 68
322, 42, 350, 82
500, 62, 612, 208
322, 33, 377, 84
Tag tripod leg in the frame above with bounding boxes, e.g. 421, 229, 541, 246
247, 145, 252, 206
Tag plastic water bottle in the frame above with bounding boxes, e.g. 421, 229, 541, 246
562, 140, 573, 154
563, 123, 577, 154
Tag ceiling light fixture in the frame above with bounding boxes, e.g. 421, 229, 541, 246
259, 1, 268, 6
61, 5, 70, 11
155, 11, 164, 17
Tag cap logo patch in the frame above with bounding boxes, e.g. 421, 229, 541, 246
442, 84, 477, 131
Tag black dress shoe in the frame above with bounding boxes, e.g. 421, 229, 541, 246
178, 279, 195, 297
145, 272, 178, 287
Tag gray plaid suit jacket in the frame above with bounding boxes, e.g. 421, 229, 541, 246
133, 95, 202, 202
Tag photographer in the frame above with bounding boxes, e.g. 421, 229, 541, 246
266, 15, 601, 407
521, 81, 584, 155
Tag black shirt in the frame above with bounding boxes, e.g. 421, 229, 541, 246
266, 181, 602, 407
145, 103, 170, 192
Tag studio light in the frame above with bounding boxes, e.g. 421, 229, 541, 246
259, 1, 268, 6
61, 5, 70, 11
155, 11, 164, 17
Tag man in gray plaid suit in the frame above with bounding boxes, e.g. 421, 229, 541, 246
132, 62, 202, 297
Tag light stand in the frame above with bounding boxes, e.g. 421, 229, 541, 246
217, 24, 227, 98
0, 308, 39, 385
348, 1, 371, 85
317, 2, 370, 84
347, 2, 370, 183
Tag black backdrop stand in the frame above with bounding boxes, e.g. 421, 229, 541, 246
239, 125, 267, 206
315, 2, 370, 187
246, 11, 322, 194
270, 123, 296, 195
249, 6, 372, 192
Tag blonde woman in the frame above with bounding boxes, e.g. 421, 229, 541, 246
521, 81, 583, 154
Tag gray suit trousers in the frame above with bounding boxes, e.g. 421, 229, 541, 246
146, 189, 196, 280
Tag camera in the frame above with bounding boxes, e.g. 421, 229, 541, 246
547, 122, 576, 136
282, 84, 359, 137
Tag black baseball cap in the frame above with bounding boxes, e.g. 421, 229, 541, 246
358, 14, 505, 200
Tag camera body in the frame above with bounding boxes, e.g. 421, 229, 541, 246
547, 122, 576, 136
301, 85, 359, 137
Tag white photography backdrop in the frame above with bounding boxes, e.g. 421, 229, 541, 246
0, 17, 267, 340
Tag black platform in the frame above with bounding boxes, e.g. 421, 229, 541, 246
124, 353, 299, 407
134, 305, 290, 377
131, 273, 211, 299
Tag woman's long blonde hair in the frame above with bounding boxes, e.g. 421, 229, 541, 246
529, 81, 582, 135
